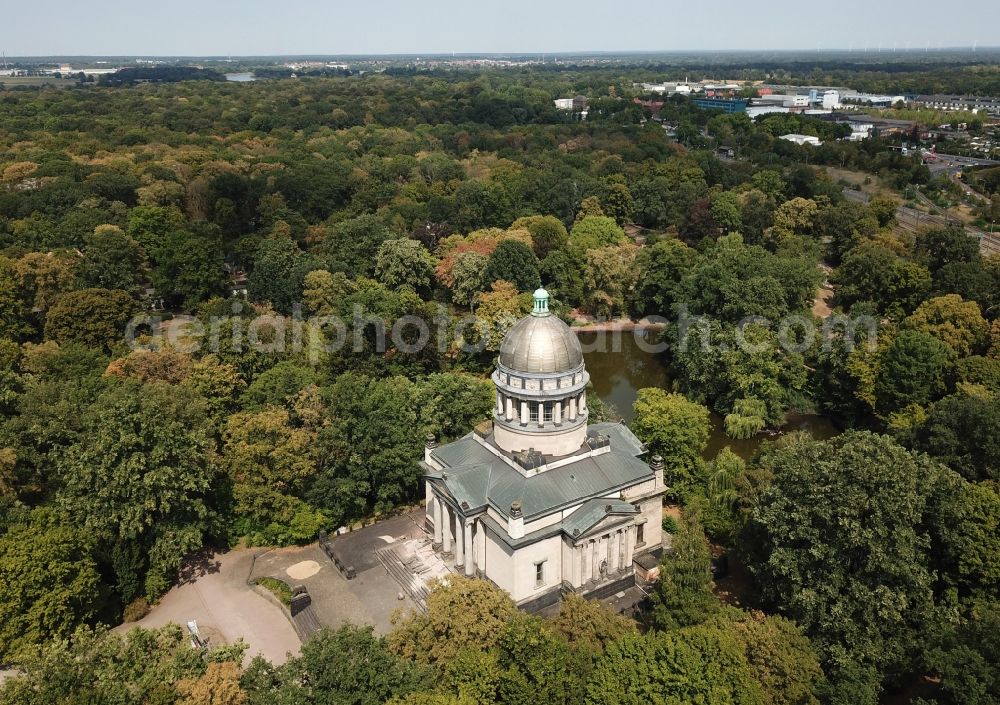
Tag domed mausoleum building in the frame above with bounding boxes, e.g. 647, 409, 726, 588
422, 289, 666, 610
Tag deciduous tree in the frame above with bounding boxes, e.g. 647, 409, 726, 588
55, 381, 218, 599
745, 432, 945, 691
482, 239, 540, 293
631, 388, 710, 493
388, 576, 518, 667
0, 522, 102, 662
44, 288, 137, 352
903, 294, 989, 357
874, 329, 955, 414
569, 216, 627, 253
75, 225, 146, 295
375, 238, 436, 294
510, 215, 568, 259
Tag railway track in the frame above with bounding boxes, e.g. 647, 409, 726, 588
980, 232, 1000, 257
842, 187, 996, 256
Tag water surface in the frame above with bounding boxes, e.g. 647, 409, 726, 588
577, 329, 839, 460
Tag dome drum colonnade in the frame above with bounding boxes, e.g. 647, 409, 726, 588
492, 289, 591, 458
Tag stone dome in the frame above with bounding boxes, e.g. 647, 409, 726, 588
498, 289, 583, 374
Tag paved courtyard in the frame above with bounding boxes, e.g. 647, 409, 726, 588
111, 505, 650, 668
249, 509, 428, 635
121, 549, 301, 666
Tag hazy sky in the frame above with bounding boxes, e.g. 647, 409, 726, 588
5, 0, 1000, 56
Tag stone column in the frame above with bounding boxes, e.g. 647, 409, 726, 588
442, 503, 452, 557
476, 522, 486, 573
505, 395, 514, 421
608, 531, 620, 573
432, 496, 443, 548
464, 522, 475, 576
569, 396, 577, 421
553, 400, 562, 424
624, 525, 635, 570
580, 390, 587, 413
454, 512, 464, 567
496, 391, 503, 414
520, 400, 529, 426
574, 544, 584, 586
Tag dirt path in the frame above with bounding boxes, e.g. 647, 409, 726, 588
571, 314, 668, 332
812, 285, 834, 318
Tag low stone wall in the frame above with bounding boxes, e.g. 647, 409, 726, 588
317, 531, 356, 579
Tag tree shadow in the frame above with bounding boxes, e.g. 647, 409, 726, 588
176, 548, 222, 585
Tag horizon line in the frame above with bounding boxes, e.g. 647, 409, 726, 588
5, 46, 1000, 60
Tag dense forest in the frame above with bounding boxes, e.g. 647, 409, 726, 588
0, 66, 998, 704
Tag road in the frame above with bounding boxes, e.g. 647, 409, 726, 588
927, 152, 1000, 176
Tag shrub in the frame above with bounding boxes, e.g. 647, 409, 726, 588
254, 577, 292, 606
122, 597, 151, 623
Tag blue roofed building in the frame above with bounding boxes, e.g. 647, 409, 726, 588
692, 97, 748, 113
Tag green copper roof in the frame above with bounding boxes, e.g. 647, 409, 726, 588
561, 498, 639, 538
428, 422, 652, 521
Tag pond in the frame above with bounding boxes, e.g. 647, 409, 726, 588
577, 329, 840, 461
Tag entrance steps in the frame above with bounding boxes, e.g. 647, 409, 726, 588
375, 538, 452, 612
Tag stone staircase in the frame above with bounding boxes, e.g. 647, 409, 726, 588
291, 604, 323, 641
375, 538, 451, 612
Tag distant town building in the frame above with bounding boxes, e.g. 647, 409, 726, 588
780, 134, 823, 146
746, 104, 790, 118
841, 93, 906, 107
553, 95, 588, 112
691, 98, 748, 114
754, 93, 810, 108
636, 82, 694, 95
819, 113, 917, 138
821, 90, 841, 110
909, 95, 1000, 115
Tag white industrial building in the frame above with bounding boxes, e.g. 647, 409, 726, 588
746, 105, 791, 118
780, 134, 823, 146
842, 92, 906, 107
637, 82, 694, 95
754, 94, 810, 108
821, 90, 841, 110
